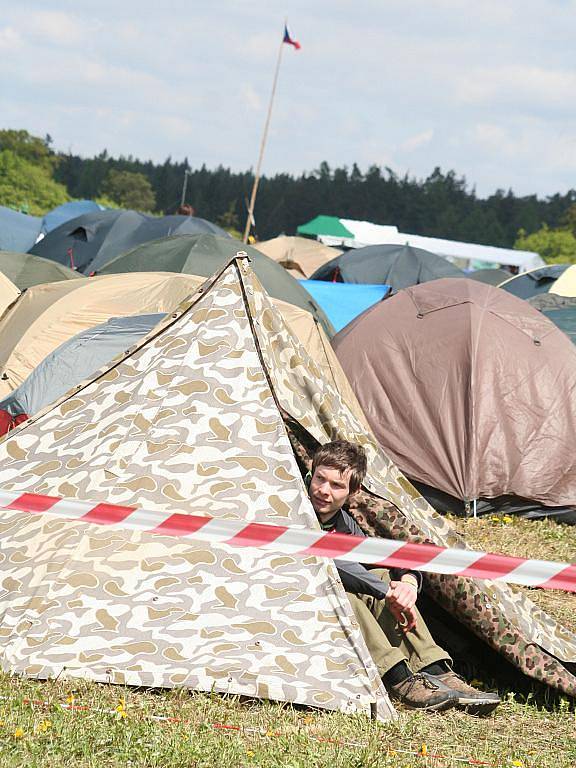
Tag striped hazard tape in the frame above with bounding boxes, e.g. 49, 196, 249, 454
0, 490, 574, 593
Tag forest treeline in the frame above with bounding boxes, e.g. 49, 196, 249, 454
3, 129, 576, 251
56, 154, 576, 247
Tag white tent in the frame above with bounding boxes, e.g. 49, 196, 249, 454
312, 218, 543, 272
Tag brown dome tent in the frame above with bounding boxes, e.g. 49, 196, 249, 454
333, 278, 576, 522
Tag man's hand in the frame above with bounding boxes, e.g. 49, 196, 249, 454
385, 580, 418, 633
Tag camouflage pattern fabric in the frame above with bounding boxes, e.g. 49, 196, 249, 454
0, 254, 574, 706
287, 420, 576, 697
0, 259, 392, 719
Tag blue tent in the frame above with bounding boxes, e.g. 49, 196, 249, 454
300, 280, 390, 332
42, 200, 103, 234
0, 206, 43, 252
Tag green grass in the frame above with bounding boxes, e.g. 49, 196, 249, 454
0, 516, 574, 767
0, 676, 574, 768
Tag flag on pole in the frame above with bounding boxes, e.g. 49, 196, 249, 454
283, 24, 301, 50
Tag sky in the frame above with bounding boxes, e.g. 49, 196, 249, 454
2, 0, 576, 198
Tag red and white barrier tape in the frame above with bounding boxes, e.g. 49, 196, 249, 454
0, 490, 574, 593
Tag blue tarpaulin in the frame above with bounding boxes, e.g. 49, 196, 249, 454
300, 279, 390, 332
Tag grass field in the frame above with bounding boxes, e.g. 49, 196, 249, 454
0, 515, 574, 768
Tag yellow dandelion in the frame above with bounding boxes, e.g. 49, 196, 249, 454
420, 743, 428, 756
37, 720, 52, 734
490, 515, 500, 523
302, 714, 314, 725
13, 727, 24, 739
502, 515, 514, 524
115, 696, 128, 718
387, 747, 397, 756
511, 761, 524, 767
66, 694, 75, 705
246, 750, 255, 758
265, 729, 274, 737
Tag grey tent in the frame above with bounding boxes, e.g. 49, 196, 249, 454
467, 268, 511, 285
0, 251, 82, 290
499, 264, 570, 299
310, 243, 464, 289
99, 234, 335, 336
529, 293, 576, 345
0, 313, 164, 434
30, 210, 228, 274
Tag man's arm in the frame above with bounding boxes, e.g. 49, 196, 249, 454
333, 559, 390, 600
339, 509, 423, 592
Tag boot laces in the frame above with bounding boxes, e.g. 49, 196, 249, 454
406, 673, 439, 691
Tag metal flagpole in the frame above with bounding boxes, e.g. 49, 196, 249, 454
242, 31, 286, 243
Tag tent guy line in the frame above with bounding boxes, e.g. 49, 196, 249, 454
1, 490, 574, 593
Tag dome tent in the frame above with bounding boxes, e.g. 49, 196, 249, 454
30, 210, 228, 274
0, 206, 42, 252
0, 250, 81, 290
499, 264, 570, 299
333, 278, 576, 523
0, 271, 355, 419
254, 235, 342, 279
310, 243, 464, 289
98, 234, 335, 337
529, 293, 576, 345
0, 313, 164, 435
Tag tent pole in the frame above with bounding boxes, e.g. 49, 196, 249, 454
243, 32, 285, 243
180, 170, 190, 207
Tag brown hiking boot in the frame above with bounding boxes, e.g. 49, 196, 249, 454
436, 671, 500, 716
388, 672, 459, 712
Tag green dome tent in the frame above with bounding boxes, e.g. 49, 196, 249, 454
99, 234, 335, 336
0, 251, 82, 290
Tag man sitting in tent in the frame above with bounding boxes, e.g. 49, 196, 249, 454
307, 440, 501, 715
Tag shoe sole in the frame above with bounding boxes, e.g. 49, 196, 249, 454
396, 697, 458, 713
457, 698, 500, 716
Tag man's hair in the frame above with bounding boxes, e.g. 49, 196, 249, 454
311, 440, 367, 494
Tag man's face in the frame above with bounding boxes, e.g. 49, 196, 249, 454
309, 464, 353, 521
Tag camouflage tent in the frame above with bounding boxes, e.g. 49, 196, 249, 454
0, 257, 391, 719
0, 257, 574, 715
0, 273, 358, 418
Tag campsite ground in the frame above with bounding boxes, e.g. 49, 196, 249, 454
0, 516, 574, 768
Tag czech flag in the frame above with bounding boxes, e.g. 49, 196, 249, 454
283, 24, 301, 50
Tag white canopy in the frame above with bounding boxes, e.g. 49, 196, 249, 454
316, 218, 543, 272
